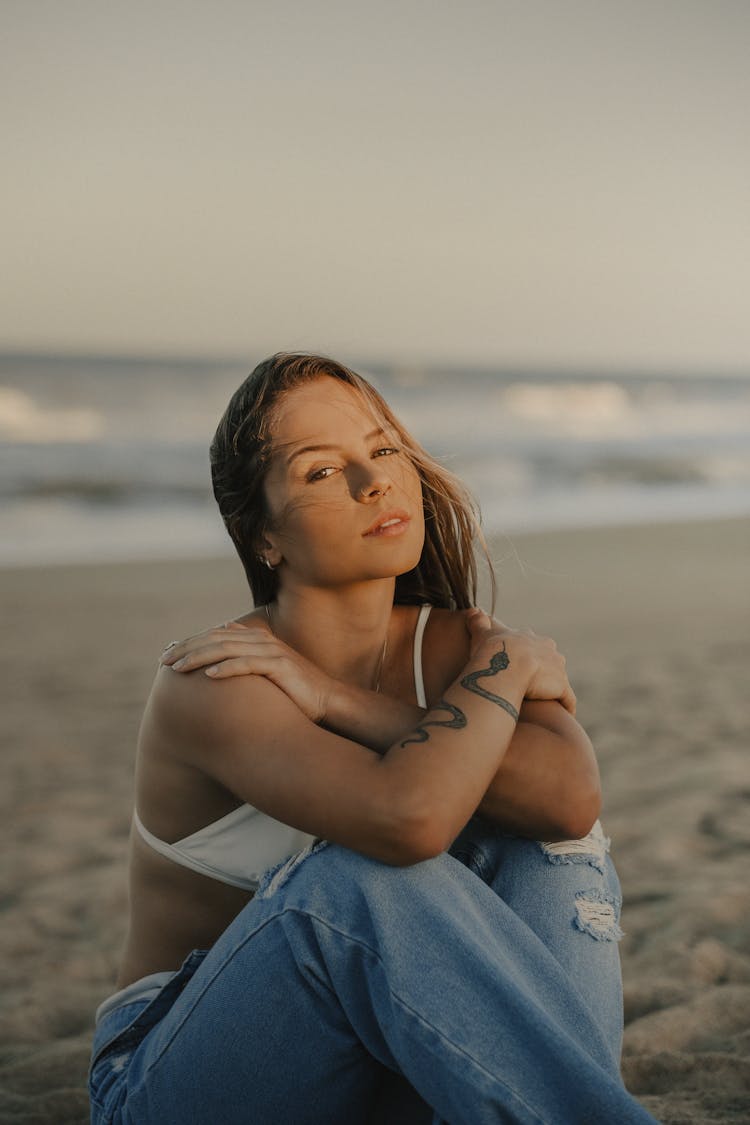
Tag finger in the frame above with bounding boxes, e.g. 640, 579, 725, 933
161, 619, 252, 656
164, 626, 277, 664
161, 630, 221, 662
161, 641, 199, 665
559, 686, 577, 714
464, 608, 491, 632
220, 619, 273, 640
166, 640, 273, 671
204, 658, 265, 679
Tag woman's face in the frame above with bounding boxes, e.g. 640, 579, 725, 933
261, 376, 425, 589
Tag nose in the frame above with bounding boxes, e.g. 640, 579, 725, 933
354, 467, 392, 502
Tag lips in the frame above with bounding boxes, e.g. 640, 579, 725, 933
362, 509, 411, 537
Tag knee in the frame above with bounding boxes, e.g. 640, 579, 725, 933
255, 838, 454, 909
533, 823, 624, 943
480, 822, 625, 943
537, 819, 611, 874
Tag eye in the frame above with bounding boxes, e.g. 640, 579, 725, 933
306, 465, 338, 482
372, 446, 400, 458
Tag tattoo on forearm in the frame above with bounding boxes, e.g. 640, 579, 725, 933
460, 643, 520, 722
400, 699, 468, 747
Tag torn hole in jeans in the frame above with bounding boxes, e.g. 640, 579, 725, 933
255, 838, 330, 900
574, 888, 624, 942
538, 819, 610, 873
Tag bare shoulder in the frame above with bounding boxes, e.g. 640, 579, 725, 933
421, 607, 472, 704
139, 657, 421, 863
142, 661, 301, 760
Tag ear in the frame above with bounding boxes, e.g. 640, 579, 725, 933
256, 532, 283, 570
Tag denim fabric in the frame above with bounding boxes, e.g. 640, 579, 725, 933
89, 820, 655, 1124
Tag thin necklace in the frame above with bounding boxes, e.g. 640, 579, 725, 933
374, 631, 388, 694
265, 602, 388, 694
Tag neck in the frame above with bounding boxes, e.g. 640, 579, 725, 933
268, 577, 396, 689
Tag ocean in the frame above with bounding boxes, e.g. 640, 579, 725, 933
1, 351, 749, 568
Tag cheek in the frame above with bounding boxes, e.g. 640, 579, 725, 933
272, 490, 351, 553
401, 463, 425, 515
387, 456, 421, 497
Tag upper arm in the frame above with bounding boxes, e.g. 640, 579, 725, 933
149, 669, 424, 865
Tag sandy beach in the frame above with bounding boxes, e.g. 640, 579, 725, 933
1, 516, 748, 1124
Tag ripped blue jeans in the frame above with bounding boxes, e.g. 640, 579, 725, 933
89, 818, 656, 1124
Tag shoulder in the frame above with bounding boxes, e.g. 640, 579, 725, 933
141, 661, 301, 762
420, 607, 472, 705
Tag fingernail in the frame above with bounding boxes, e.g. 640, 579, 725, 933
173, 658, 186, 670
205, 665, 218, 676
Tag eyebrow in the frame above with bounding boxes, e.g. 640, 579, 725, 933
286, 427, 387, 466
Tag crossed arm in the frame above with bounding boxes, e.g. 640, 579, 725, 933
320, 675, 601, 842
162, 613, 602, 843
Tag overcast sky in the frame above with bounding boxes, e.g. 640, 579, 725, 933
3, 0, 749, 371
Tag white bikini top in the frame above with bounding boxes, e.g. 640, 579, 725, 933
134, 604, 432, 892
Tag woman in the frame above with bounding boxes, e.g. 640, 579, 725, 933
89, 353, 655, 1123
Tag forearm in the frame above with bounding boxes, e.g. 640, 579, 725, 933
376, 641, 532, 854
323, 681, 425, 753
325, 687, 601, 842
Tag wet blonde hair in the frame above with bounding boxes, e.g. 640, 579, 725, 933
210, 352, 494, 609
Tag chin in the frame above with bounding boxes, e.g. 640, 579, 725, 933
383, 546, 425, 581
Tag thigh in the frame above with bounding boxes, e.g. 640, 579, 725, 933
99, 900, 384, 1123
98, 838, 634, 1124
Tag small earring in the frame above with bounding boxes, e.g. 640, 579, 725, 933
258, 555, 276, 571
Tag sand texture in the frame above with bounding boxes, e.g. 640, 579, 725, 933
1, 517, 748, 1124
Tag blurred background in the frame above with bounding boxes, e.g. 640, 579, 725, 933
2, 0, 749, 565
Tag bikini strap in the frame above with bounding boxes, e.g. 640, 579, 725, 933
413, 604, 432, 709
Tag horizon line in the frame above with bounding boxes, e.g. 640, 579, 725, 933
1, 345, 749, 381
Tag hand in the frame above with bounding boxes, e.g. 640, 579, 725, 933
464, 609, 576, 714
160, 620, 333, 723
